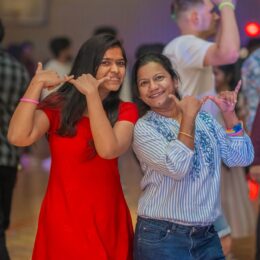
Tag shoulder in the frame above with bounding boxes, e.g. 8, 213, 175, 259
164, 35, 207, 52
118, 102, 139, 124
38, 106, 60, 123
37, 107, 61, 133
134, 112, 158, 134
198, 111, 214, 122
197, 111, 219, 130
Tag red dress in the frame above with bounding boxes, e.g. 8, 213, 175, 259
32, 102, 138, 260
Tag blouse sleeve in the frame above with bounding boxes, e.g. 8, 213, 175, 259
133, 119, 194, 180
117, 102, 139, 124
212, 116, 254, 167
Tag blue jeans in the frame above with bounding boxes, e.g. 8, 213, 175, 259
134, 217, 225, 260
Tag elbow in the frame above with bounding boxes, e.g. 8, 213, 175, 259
7, 132, 31, 147
222, 50, 239, 64
171, 172, 187, 180
97, 148, 118, 160
8, 133, 21, 146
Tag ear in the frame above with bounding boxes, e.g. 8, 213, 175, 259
190, 9, 200, 26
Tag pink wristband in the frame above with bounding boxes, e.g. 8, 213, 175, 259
20, 97, 39, 105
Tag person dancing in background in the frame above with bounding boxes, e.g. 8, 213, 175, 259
8, 34, 138, 260
250, 103, 260, 260
213, 64, 255, 240
132, 53, 254, 260
0, 19, 29, 260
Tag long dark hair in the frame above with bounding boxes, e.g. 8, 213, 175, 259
132, 53, 180, 116
39, 34, 127, 136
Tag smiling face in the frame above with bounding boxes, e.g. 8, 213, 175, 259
96, 47, 126, 97
137, 61, 177, 113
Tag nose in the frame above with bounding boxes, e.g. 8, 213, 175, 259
110, 62, 119, 73
149, 80, 159, 91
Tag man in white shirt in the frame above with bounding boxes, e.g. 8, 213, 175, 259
163, 0, 240, 256
163, 0, 240, 117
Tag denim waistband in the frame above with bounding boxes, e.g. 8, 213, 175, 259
138, 216, 214, 235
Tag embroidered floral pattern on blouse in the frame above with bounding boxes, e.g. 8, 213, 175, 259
145, 111, 217, 180
145, 111, 177, 142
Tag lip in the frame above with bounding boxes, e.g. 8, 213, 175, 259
108, 79, 121, 85
149, 91, 164, 99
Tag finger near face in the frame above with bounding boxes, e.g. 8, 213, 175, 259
96, 47, 126, 92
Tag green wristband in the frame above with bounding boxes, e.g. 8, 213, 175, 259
218, 1, 235, 11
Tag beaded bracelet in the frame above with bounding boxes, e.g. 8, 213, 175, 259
226, 121, 243, 136
227, 129, 243, 137
20, 97, 39, 105
218, 1, 235, 11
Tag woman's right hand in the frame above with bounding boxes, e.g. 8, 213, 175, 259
31, 62, 71, 89
169, 94, 208, 119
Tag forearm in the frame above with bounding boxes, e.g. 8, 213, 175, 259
178, 114, 196, 150
86, 93, 120, 159
8, 82, 43, 144
217, 3, 240, 62
133, 135, 194, 180
221, 111, 240, 129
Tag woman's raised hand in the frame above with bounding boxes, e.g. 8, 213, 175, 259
169, 94, 208, 119
68, 74, 110, 96
31, 62, 73, 89
207, 80, 241, 113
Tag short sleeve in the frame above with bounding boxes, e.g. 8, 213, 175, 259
38, 107, 60, 134
117, 102, 139, 124
164, 35, 213, 69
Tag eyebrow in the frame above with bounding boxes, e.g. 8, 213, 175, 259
102, 58, 125, 60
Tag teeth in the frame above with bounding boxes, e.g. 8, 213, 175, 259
150, 93, 162, 98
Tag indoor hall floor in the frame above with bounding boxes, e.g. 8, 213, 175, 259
6, 148, 257, 260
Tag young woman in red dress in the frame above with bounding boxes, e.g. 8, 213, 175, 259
8, 34, 138, 260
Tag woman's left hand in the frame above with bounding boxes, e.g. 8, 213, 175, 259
207, 80, 241, 113
68, 74, 110, 96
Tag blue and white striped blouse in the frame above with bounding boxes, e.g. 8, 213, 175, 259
133, 110, 254, 226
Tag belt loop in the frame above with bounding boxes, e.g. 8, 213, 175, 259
171, 222, 177, 232
204, 225, 212, 235
190, 226, 195, 235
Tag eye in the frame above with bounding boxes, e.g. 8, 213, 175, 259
138, 80, 149, 87
100, 60, 111, 66
116, 60, 126, 67
154, 75, 165, 81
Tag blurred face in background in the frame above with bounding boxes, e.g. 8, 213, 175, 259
198, 0, 219, 38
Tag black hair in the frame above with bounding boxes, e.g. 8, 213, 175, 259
135, 43, 165, 59
216, 64, 238, 91
39, 34, 127, 136
132, 53, 181, 116
0, 19, 5, 43
246, 38, 260, 55
49, 37, 71, 58
93, 26, 118, 37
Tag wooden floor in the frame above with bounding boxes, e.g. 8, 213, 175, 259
6, 149, 257, 260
